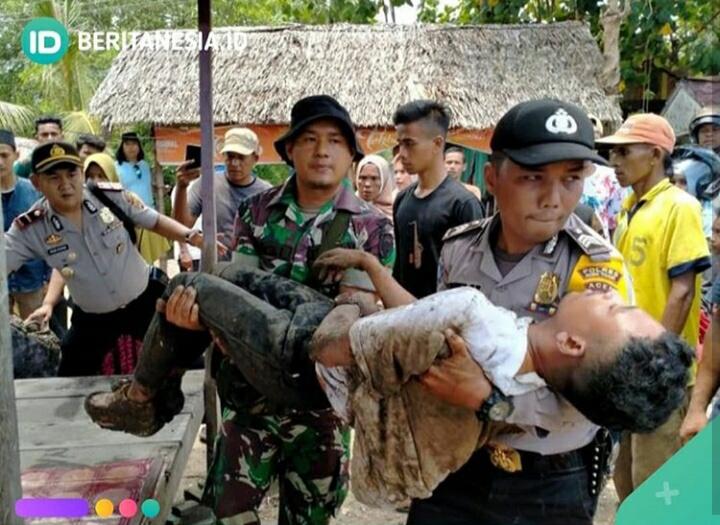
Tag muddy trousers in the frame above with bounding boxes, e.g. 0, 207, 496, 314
133, 263, 333, 410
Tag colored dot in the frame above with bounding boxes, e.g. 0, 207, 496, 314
95, 499, 114, 517
119, 499, 138, 518
141, 499, 160, 518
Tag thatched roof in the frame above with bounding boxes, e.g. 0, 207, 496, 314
90, 22, 622, 130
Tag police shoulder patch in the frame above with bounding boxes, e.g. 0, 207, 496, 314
13, 208, 45, 229
96, 181, 124, 192
442, 218, 491, 242
564, 213, 613, 262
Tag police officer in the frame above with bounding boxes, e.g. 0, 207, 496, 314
4, 141, 213, 376
316, 100, 634, 524
410, 100, 634, 524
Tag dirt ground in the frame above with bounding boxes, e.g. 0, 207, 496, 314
175, 428, 618, 525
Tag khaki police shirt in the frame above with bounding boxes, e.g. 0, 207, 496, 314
5, 185, 159, 314
439, 213, 634, 455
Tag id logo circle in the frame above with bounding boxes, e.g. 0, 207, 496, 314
22, 18, 69, 64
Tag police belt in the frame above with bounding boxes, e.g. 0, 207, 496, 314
492, 429, 611, 496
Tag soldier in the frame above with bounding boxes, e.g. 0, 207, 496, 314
315, 99, 633, 525
3, 141, 217, 376
95, 95, 395, 525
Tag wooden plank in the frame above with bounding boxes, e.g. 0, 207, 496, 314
21, 443, 177, 470
16, 391, 202, 423
15, 371, 206, 399
18, 415, 192, 449
151, 379, 204, 524
15, 371, 205, 524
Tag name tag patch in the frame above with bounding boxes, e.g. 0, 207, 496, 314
47, 244, 69, 256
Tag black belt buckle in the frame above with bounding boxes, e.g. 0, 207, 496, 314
586, 428, 612, 498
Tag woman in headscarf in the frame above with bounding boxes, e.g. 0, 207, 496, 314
85, 153, 170, 265
356, 154, 396, 221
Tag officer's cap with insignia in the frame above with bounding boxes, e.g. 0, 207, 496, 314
32, 141, 83, 175
491, 99, 607, 167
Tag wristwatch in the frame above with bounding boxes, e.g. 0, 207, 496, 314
476, 385, 514, 422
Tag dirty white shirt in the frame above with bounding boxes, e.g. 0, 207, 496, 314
318, 287, 542, 416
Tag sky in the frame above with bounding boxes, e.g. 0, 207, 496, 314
375, 0, 459, 24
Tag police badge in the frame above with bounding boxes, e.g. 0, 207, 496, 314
529, 272, 560, 315
99, 207, 116, 225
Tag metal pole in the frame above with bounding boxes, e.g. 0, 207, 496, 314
0, 198, 24, 524
198, 0, 219, 469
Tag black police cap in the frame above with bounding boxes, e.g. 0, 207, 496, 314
490, 99, 606, 166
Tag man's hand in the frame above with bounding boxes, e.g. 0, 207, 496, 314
24, 304, 53, 330
335, 291, 380, 317
156, 285, 205, 331
179, 249, 194, 271
419, 328, 492, 411
314, 248, 370, 284
680, 408, 708, 443
175, 160, 201, 188
187, 232, 229, 258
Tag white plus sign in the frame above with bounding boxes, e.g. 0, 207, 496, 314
655, 481, 680, 505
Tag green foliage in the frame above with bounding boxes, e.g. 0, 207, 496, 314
255, 164, 291, 186
420, 0, 718, 100
2, 0, 715, 137
0, 0, 383, 137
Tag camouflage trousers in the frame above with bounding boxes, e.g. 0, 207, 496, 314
203, 407, 350, 525
131, 263, 349, 524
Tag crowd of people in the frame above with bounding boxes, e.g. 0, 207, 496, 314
2, 97, 719, 525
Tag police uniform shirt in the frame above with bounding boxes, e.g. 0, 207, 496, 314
439, 213, 634, 455
5, 185, 158, 314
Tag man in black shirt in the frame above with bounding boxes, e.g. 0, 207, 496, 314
392, 100, 484, 298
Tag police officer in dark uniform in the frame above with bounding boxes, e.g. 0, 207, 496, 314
4, 141, 213, 376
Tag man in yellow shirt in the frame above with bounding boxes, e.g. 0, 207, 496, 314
598, 113, 711, 501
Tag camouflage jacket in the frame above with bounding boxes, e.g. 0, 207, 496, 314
219, 175, 395, 414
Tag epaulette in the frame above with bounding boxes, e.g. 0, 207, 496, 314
442, 218, 492, 242
564, 213, 614, 262
13, 208, 45, 229
95, 181, 124, 192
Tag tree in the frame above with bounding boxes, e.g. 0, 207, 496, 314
419, 0, 719, 105
0, 0, 384, 134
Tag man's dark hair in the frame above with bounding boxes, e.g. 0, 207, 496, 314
393, 100, 450, 138
445, 146, 465, 160
663, 152, 674, 178
35, 116, 62, 133
561, 332, 693, 433
490, 150, 508, 169
76, 134, 106, 152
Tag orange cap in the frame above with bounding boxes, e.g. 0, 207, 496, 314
596, 113, 676, 153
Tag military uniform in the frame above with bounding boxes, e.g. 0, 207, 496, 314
4, 182, 165, 376
405, 213, 632, 525
196, 175, 393, 525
